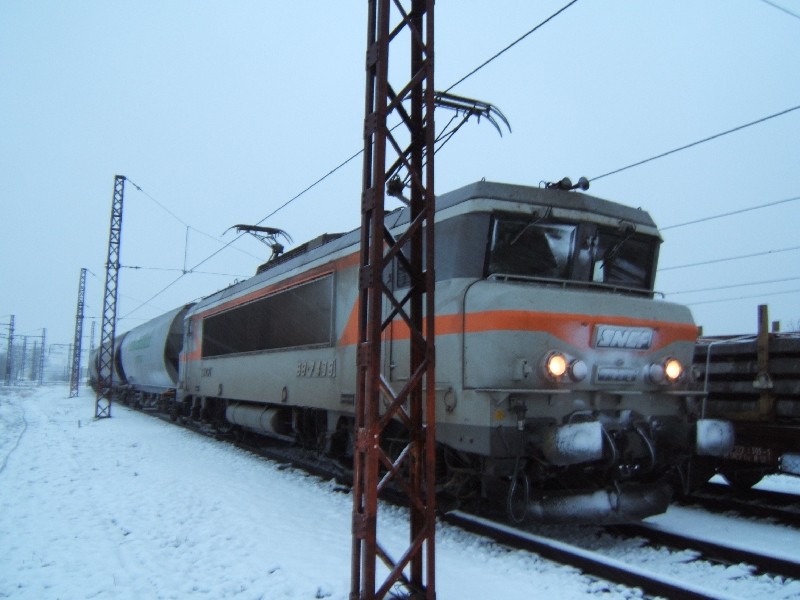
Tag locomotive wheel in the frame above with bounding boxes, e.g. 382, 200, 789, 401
213, 419, 234, 435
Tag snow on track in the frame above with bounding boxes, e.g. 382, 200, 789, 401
0, 386, 639, 599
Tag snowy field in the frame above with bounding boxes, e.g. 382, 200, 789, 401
1, 385, 799, 599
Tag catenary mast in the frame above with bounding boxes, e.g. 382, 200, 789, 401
69, 267, 87, 397
95, 176, 125, 418
351, 1, 437, 598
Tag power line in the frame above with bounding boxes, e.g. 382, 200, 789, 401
120, 264, 248, 278
685, 287, 800, 306
248, 2, 581, 228
119, 7, 577, 320
444, 0, 580, 93
590, 104, 800, 182
660, 194, 800, 231
759, 0, 800, 21
127, 178, 189, 227
126, 178, 262, 261
666, 274, 800, 295
123, 147, 363, 318
659, 244, 800, 271
248, 1, 579, 229
254, 147, 364, 229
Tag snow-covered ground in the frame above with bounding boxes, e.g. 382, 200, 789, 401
1, 385, 799, 599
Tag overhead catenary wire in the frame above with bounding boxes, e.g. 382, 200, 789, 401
443, 0, 580, 93
759, 0, 800, 21
665, 274, 800, 296
120, 265, 249, 278
659, 244, 800, 271
249, 0, 580, 227
660, 194, 800, 231
118, 5, 797, 323
126, 178, 262, 262
590, 104, 800, 183
685, 287, 800, 307
119, 5, 578, 320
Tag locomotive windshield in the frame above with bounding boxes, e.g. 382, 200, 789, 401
487, 214, 657, 292
488, 219, 576, 279
590, 228, 655, 288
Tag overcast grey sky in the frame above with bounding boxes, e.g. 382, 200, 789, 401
2, 0, 799, 353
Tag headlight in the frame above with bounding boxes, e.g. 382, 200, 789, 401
544, 352, 568, 379
646, 357, 684, 384
664, 358, 683, 382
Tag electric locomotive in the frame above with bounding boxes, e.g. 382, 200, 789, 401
168, 180, 733, 522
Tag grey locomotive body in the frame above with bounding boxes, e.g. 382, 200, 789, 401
163, 181, 733, 522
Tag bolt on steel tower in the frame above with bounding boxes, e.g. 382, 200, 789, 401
95, 175, 125, 418
351, 1, 437, 599
69, 267, 87, 398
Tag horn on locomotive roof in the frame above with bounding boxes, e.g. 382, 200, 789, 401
545, 176, 590, 192
226, 224, 293, 262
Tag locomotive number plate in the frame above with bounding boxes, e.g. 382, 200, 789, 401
596, 367, 638, 383
297, 359, 336, 378
594, 325, 654, 350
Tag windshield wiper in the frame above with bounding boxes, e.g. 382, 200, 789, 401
509, 207, 551, 246
598, 222, 636, 270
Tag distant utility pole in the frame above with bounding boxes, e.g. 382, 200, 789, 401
69, 267, 87, 397
4, 315, 14, 386
95, 175, 125, 418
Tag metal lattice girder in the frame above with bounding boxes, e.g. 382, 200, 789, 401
95, 175, 125, 418
351, 1, 437, 599
69, 268, 87, 398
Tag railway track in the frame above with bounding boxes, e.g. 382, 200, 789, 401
609, 521, 800, 580
682, 481, 800, 528
139, 404, 800, 597
446, 510, 800, 599
445, 511, 723, 599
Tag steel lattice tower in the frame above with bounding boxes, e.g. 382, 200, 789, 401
351, 1, 437, 598
20, 336, 27, 382
95, 175, 125, 418
4, 315, 14, 386
69, 268, 87, 397
38, 329, 46, 385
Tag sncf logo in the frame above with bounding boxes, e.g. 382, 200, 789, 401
595, 325, 653, 350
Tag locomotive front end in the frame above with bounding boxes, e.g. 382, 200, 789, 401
431, 182, 734, 522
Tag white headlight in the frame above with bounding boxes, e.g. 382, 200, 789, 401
664, 358, 683, 382
545, 352, 568, 379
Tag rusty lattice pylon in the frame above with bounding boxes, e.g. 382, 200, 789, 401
350, 1, 437, 599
